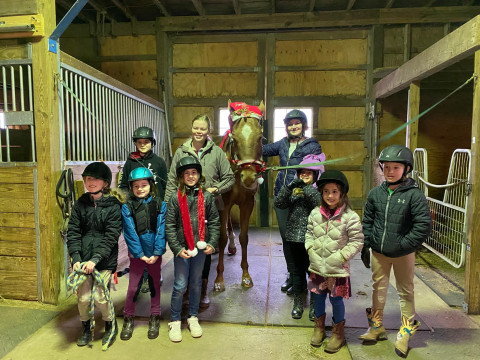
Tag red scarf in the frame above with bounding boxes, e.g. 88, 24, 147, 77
177, 189, 205, 250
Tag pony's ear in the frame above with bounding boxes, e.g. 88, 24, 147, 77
259, 100, 265, 114
228, 99, 232, 110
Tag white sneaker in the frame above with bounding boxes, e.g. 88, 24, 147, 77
187, 316, 203, 338
168, 321, 182, 342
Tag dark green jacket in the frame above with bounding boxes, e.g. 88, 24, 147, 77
165, 187, 220, 257
362, 178, 431, 258
67, 193, 122, 271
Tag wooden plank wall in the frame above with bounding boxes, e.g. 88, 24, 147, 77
0, 166, 38, 300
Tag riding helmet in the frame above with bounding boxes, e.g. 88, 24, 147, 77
378, 144, 414, 174
283, 109, 307, 125
82, 162, 112, 186
316, 170, 349, 194
128, 167, 154, 186
176, 156, 202, 177
132, 126, 156, 146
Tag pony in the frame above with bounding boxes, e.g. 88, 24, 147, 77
214, 100, 265, 292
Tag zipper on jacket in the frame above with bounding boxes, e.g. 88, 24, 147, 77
380, 191, 392, 253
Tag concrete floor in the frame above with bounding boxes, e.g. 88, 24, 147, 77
1, 227, 480, 360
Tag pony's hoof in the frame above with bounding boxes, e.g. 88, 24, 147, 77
227, 246, 237, 256
214, 282, 225, 292
242, 277, 253, 288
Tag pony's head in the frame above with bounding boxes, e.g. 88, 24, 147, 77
227, 100, 265, 190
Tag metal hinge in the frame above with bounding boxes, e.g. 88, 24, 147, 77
463, 301, 469, 313
466, 182, 472, 196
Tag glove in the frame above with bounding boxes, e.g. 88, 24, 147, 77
287, 178, 305, 191
361, 247, 371, 269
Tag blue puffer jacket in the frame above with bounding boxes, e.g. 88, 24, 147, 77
262, 137, 322, 196
122, 195, 167, 258
362, 178, 432, 258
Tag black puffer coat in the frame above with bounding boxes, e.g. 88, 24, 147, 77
67, 193, 122, 271
274, 184, 322, 243
165, 187, 220, 257
362, 178, 432, 258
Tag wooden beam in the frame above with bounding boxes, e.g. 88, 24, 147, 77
110, 0, 136, 21
373, 14, 480, 99
232, 0, 240, 15
56, 0, 94, 23
152, 0, 170, 16
347, 0, 356, 11
405, 82, 420, 151
271, 0, 276, 14
465, 50, 480, 314
309, 0, 316, 12
156, 7, 480, 32
88, 0, 117, 22
192, 0, 205, 16
425, 0, 436, 6
403, 23, 411, 63
32, 0, 63, 304
385, 0, 395, 9
0, 0, 37, 16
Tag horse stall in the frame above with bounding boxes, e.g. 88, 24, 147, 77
372, 14, 480, 314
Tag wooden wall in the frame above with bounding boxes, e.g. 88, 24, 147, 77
0, 166, 38, 300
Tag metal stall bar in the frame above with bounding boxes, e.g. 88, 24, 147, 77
413, 148, 428, 196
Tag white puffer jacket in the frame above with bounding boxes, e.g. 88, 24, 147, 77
305, 204, 364, 278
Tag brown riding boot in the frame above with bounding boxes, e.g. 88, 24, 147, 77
199, 279, 210, 309
359, 308, 387, 342
310, 313, 326, 347
394, 315, 421, 357
324, 319, 346, 353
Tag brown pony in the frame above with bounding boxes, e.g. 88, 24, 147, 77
214, 101, 265, 292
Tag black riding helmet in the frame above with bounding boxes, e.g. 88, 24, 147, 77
176, 156, 202, 177
316, 170, 349, 194
378, 144, 414, 174
283, 109, 307, 125
82, 162, 112, 186
132, 126, 156, 146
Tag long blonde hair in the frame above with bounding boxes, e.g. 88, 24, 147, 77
192, 114, 212, 141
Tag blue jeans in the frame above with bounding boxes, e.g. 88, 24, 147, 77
313, 293, 345, 324
170, 251, 206, 321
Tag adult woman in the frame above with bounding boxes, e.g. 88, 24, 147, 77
262, 109, 323, 294
165, 114, 234, 307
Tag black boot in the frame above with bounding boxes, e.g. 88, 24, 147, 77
309, 294, 315, 321
102, 320, 118, 347
147, 315, 161, 339
291, 294, 304, 319
120, 316, 134, 341
77, 320, 92, 347
281, 273, 292, 292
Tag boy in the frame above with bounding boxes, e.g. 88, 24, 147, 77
360, 144, 432, 356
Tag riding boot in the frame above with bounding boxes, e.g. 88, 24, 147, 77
199, 279, 210, 309
310, 313, 326, 347
102, 319, 118, 347
309, 294, 315, 321
395, 315, 421, 357
291, 294, 304, 319
359, 308, 387, 342
120, 316, 134, 341
76, 320, 92, 347
148, 315, 161, 339
281, 273, 292, 292
324, 320, 346, 353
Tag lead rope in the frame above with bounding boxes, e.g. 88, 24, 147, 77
67, 263, 117, 351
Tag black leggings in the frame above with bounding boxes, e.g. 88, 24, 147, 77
289, 242, 310, 295
274, 204, 295, 274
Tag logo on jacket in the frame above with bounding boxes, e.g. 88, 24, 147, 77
397, 198, 405, 204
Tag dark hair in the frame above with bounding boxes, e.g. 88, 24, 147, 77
318, 182, 351, 210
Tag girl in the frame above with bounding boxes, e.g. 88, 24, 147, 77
164, 114, 234, 308
262, 109, 322, 294
67, 162, 123, 349
165, 156, 220, 343
274, 153, 324, 321
121, 167, 167, 341
305, 170, 364, 353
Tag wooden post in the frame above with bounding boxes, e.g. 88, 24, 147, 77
32, 0, 63, 304
406, 82, 420, 151
465, 51, 480, 314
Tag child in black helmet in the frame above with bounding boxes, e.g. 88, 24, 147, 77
305, 170, 364, 353
360, 144, 432, 357
165, 156, 220, 343
66, 162, 123, 349
120, 167, 167, 341
119, 126, 168, 201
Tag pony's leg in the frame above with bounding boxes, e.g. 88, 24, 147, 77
239, 198, 255, 288
214, 207, 229, 292
227, 215, 237, 255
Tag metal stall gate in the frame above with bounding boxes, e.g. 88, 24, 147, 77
413, 148, 471, 268
59, 60, 169, 164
